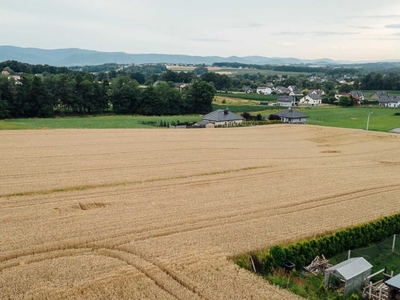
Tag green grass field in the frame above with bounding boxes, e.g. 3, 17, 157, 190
0, 115, 202, 130
1, 107, 399, 132
300, 107, 400, 132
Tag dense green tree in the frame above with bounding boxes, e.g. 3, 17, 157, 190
338, 84, 352, 93
339, 96, 352, 107
185, 81, 215, 113
200, 73, 231, 91
111, 78, 141, 114
193, 67, 208, 75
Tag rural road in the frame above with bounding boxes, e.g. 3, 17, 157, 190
391, 128, 400, 133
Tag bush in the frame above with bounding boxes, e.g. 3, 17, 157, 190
259, 213, 400, 275
270, 246, 286, 267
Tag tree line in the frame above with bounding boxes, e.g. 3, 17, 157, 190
0, 74, 215, 119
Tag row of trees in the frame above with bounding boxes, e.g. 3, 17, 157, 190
361, 72, 400, 90
0, 74, 215, 118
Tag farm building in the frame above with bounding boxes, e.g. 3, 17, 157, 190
325, 257, 372, 296
276, 108, 309, 124
385, 273, 400, 299
201, 109, 244, 126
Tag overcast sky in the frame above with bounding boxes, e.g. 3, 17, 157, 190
2, 0, 400, 61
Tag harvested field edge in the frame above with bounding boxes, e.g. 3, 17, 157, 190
235, 213, 400, 274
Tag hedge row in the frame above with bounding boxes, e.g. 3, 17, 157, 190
261, 213, 400, 274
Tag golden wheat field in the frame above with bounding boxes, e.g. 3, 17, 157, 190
1, 125, 400, 299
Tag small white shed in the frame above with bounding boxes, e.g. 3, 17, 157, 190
324, 257, 372, 296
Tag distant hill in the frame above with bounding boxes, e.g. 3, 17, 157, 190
0, 46, 347, 67
0, 45, 398, 67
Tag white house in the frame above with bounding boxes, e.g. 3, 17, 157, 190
277, 95, 298, 107
275, 86, 290, 94
201, 109, 244, 126
289, 88, 302, 96
309, 89, 325, 96
379, 96, 400, 108
276, 108, 309, 124
256, 87, 273, 95
299, 94, 322, 106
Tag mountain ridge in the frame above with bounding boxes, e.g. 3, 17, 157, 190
0, 45, 399, 67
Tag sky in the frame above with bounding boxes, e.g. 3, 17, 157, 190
2, 0, 400, 61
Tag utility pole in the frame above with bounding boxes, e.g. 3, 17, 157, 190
366, 112, 373, 131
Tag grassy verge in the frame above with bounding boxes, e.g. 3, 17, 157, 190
0, 115, 201, 130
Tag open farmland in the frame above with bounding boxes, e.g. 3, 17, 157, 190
1, 126, 400, 299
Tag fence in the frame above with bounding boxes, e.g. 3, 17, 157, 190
330, 234, 400, 276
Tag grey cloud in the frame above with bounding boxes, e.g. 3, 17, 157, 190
386, 24, 400, 28
191, 38, 231, 43
353, 15, 400, 19
232, 22, 265, 28
314, 31, 360, 36
348, 25, 374, 29
271, 31, 306, 36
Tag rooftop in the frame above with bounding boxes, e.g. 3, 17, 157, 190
325, 257, 372, 280
202, 109, 244, 122
276, 108, 308, 119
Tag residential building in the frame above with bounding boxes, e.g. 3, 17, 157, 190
277, 95, 298, 107
276, 108, 309, 124
299, 94, 322, 106
370, 91, 388, 101
378, 96, 400, 108
256, 87, 273, 95
201, 109, 244, 126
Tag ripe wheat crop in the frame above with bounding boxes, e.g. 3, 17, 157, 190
1, 125, 399, 299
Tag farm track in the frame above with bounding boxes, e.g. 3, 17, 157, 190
1, 125, 400, 299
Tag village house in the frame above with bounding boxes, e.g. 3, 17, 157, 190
1, 70, 10, 76
274, 86, 290, 95
256, 87, 273, 95
370, 91, 389, 101
242, 86, 252, 93
309, 89, 325, 96
350, 91, 365, 102
199, 109, 244, 126
174, 83, 189, 91
277, 95, 298, 107
276, 107, 309, 124
289, 88, 302, 96
335, 92, 351, 101
378, 96, 400, 108
299, 94, 322, 106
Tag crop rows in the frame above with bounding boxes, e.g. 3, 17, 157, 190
0, 125, 399, 299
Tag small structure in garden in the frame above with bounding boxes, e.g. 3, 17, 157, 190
324, 257, 372, 296
385, 273, 400, 300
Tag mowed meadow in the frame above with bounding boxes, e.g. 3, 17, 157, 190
1, 125, 400, 299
